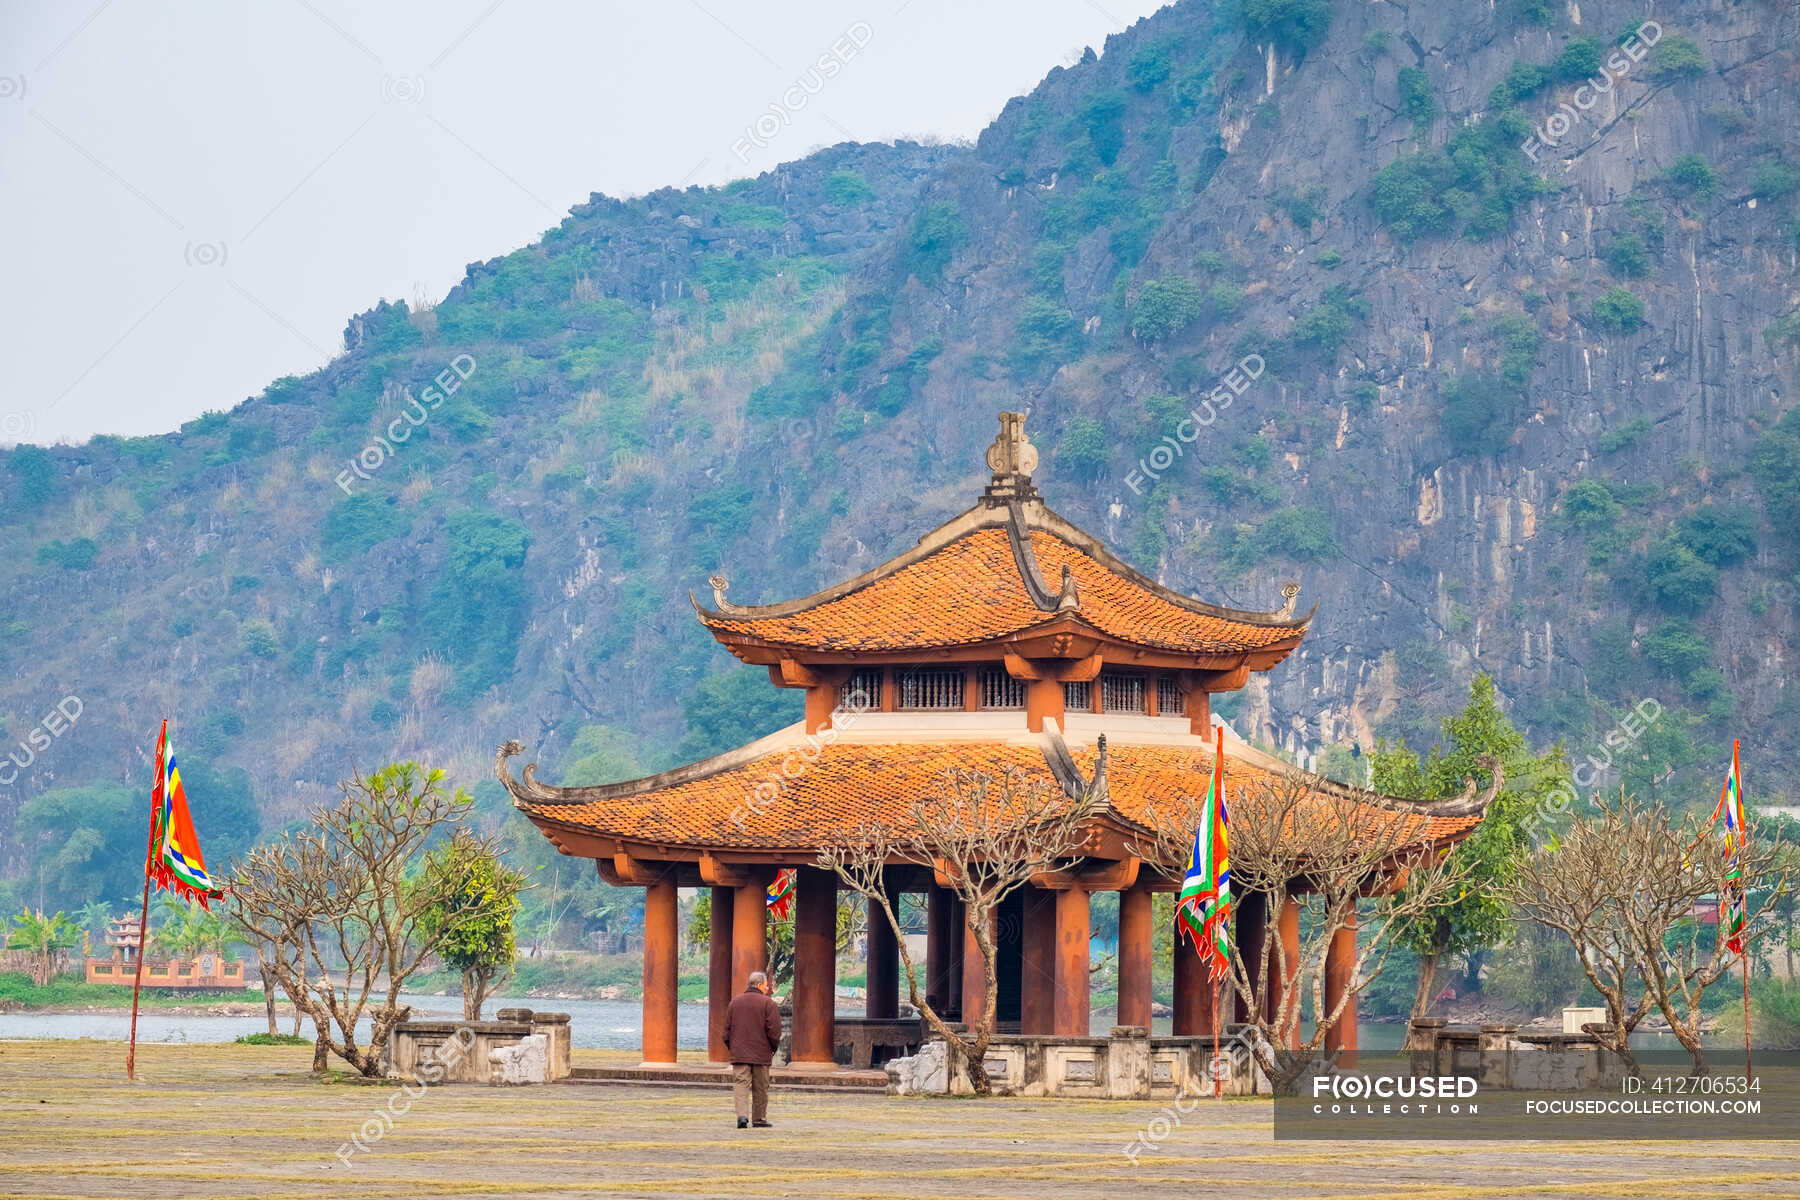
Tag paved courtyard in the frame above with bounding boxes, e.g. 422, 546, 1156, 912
3, 1040, 1799, 1199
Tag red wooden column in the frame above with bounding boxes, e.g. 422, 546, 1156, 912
1052, 888, 1091, 1036
1019, 886, 1055, 1034
1325, 910, 1358, 1067
925, 885, 952, 1012
731, 874, 769, 991
1117, 885, 1153, 1031
865, 889, 900, 1019
946, 895, 965, 1016
961, 903, 992, 1026
791, 867, 837, 1066
707, 884, 734, 1062
641, 878, 679, 1065
1233, 888, 1267, 1024
1172, 931, 1219, 1036
1270, 891, 1301, 1050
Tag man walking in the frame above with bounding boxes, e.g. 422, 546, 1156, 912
723, 970, 782, 1129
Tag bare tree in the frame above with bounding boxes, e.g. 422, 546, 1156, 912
1511, 791, 1794, 1076
819, 758, 1103, 1096
226, 763, 499, 1076
1132, 774, 1474, 1093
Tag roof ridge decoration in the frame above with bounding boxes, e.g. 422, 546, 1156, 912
981, 411, 1040, 505
1005, 499, 1079, 612
1039, 730, 1108, 802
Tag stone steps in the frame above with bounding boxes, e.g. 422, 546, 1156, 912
567, 1063, 888, 1093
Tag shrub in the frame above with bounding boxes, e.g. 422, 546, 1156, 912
1127, 40, 1173, 93
1600, 233, 1651, 278
239, 619, 280, 660
7, 445, 58, 508
321, 493, 411, 562
1130, 276, 1206, 340
1552, 37, 1604, 81
1676, 504, 1757, 566
1371, 119, 1550, 242
1397, 67, 1437, 127
1766, 312, 1800, 352
1599, 416, 1652, 452
1642, 619, 1711, 679
1208, 281, 1245, 316
1645, 537, 1718, 611
905, 203, 967, 279
34, 538, 98, 570
1661, 154, 1718, 199
1256, 506, 1337, 560
1751, 156, 1800, 203
1443, 371, 1520, 456
824, 170, 874, 207
1562, 479, 1620, 531
1317, 248, 1343, 269
1650, 34, 1708, 80
1240, 0, 1333, 55
1289, 285, 1369, 356
1056, 418, 1109, 479
1076, 90, 1129, 165
1015, 296, 1077, 364
1590, 286, 1645, 334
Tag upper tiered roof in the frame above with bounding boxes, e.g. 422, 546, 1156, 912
695, 413, 1312, 670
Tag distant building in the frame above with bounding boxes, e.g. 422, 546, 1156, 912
84, 913, 245, 989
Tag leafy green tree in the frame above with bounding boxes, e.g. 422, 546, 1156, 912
418, 838, 529, 1019
1240, 0, 1333, 55
1370, 674, 1570, 1035
1055, 418, 1109, 479
677, 665, 802, 761
1130, 276, 1205, 340
1591, 286, 1646, 334
6, 909, 79, 986
16, 783, 141, 913
73, 900, 113, 956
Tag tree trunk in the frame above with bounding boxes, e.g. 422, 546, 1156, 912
260, 965, 278, 1036
1404, 948, 1442, 1050
462, 967, 489, 1021
311, 1032, 330, 1074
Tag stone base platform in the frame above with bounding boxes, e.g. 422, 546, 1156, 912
568, 1063, 888, 1093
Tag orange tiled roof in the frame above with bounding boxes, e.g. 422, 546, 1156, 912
700, 523, 1306, 656
507, 738, 1478, 853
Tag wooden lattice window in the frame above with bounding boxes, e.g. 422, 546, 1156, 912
980, 667, 1025, 709
899, 668, 965, 710
1157, 675, 1186, 716
842, 668, 882, 711
1062, 680, 1091, 711
1100, 672, 1146, 714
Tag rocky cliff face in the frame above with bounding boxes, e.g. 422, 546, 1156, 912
2, 0, 1796, 871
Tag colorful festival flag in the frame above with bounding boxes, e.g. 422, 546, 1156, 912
147, 719, 218, 908
1175, 726, 1231, 981
766, 868, 796, 920
1711, 740, 1746, 955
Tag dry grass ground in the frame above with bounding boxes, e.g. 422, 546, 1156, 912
2, 1040, 1799, 1199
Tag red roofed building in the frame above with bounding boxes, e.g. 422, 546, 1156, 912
499, 413, 1486, 1073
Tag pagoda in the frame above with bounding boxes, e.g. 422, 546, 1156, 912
499, 413, 1487, 1072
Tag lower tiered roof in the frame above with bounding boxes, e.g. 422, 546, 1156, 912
498, 724, 1483, 863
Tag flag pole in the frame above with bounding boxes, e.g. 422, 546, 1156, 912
1738, 740, 1753, 1082
126, 719, 163, 1082
1211, 976, 1222, 1099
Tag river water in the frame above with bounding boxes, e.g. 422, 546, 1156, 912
1, 1002, 1696, 1058
0, 994, 713, 1051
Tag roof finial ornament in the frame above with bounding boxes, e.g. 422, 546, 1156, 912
1056, 563, 1080, 611
981, 411, 1041, 505
1276, 581, 1301, 620
709, 574, 736, 611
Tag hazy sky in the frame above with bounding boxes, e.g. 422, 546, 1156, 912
2, 0, 1168, 447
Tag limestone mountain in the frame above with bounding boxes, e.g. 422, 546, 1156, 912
4, 0, 1798, 903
